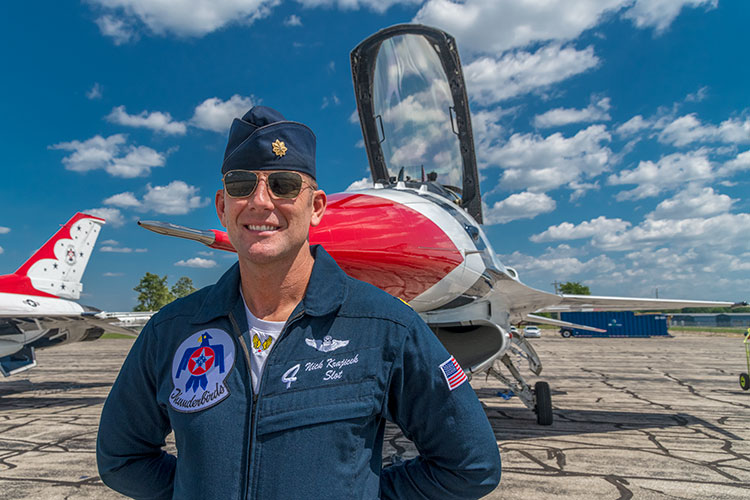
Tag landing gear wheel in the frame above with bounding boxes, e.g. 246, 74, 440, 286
740, 373, 750, 391
561, 330, 572, 338
534, 381, 553, 425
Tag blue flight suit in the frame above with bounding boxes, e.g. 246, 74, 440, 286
97, 245, 501, 499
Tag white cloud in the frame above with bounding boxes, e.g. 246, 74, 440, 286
622, 0, 718, 34
87, 82, 103, 100
616, 115, 651, 136
50, 134, 166, 178
0, 247, 3, 255
608, 150, 713, 200
483, 192, 556, 225
531, 216, 631, 243
321, 94, 340, 109
82, 207, 127, 227
284, 14, 302, 26
534, 212, 750, 253
345, 177, 371, 191
658, 113, 750, 147
104, 192, 142, 208
470, 108, 506, 147
197, 250, 215, 257
414, 0, 716, 54
101, 245, 147, 253
506, 213, 748, 302
728, 253, 750, 272
175, 257, 217, 268
95, 14, 137, 45
647, 185, 734, 220
100, 239, 119, 245
657, 114, 712, 146
89, 0, 280, 40
296, 0, 420, 14
718, 150, 750, 177
614, 110, 750, 146
685, 86, 709, 103
485, 125, 612, 192
414, 0, 626, 53
103, 181, 208, 214
464, 44, 599, 105
111, 145, 170, 178
106, 105, 187, 135
142, 181, 209, 214
0, 227, 10, 234
568, 180, 600, 201
51, 134, 125, 172
103, 272, 125, 277
596, 213, 750, 252
191, 94, 255, 133
501, 245, 616, 282
582, 244, 748, 301
623, 247, 703, 275
534, 97, 611, 128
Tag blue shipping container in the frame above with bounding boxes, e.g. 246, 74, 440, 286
559, 311, 669, 338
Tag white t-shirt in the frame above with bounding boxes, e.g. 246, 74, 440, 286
241, 291, 285, 395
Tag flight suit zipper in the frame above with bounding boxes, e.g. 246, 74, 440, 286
230, 311, 255, 500
242, 308, 306, 500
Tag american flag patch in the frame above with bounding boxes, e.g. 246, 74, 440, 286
439, 356, 467, 391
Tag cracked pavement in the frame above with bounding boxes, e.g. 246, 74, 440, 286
1, 332, 749, 499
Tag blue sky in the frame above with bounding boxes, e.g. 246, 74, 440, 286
1, 0, 748, 311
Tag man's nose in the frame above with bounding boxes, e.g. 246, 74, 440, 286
248, 177, 275, 209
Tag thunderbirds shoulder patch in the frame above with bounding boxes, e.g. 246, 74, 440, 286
170, 329, 235, 413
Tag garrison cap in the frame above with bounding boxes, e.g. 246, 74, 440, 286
222, 106, 316, 179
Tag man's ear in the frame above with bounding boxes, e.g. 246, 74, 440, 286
215, 189, 228, 228
310, 189, 327, 227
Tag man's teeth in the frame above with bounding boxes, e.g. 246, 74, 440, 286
246, 224, 277, 231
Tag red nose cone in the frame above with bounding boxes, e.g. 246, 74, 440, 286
310, 193, 463, 301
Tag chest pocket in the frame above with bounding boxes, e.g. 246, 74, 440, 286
256, 378, 379, 435
255, 346, 384, 435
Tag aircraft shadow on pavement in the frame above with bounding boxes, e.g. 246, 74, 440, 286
480, 400, 741, 441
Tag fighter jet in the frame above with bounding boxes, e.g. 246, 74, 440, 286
0, 212, 148, 376
138, 25, 743, 424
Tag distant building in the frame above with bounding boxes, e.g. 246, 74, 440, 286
669, 313, 750, 328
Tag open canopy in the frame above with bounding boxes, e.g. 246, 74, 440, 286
351, 24, 483, 223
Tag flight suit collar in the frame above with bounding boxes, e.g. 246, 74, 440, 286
191, 245, 347, 325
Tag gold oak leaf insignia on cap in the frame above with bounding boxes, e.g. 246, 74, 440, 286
272, 139, 287, 157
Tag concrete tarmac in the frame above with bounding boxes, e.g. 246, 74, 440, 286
1, 331, 748, 499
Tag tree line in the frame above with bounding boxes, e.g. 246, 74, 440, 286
133, 273, 197, 311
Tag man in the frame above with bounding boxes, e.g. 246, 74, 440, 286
97, 106, 501, 499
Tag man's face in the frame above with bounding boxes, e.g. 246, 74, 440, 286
215, 170, 326, 266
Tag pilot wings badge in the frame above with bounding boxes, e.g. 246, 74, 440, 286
305, 335, 349, 353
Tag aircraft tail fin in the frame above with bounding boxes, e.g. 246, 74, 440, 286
14, 213, 106, 300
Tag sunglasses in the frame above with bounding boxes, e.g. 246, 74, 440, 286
222, 170, 315, 199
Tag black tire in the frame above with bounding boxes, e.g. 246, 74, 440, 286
561, 330, 572, 338
534, 381, 553, 425
740, 373, 750, 391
